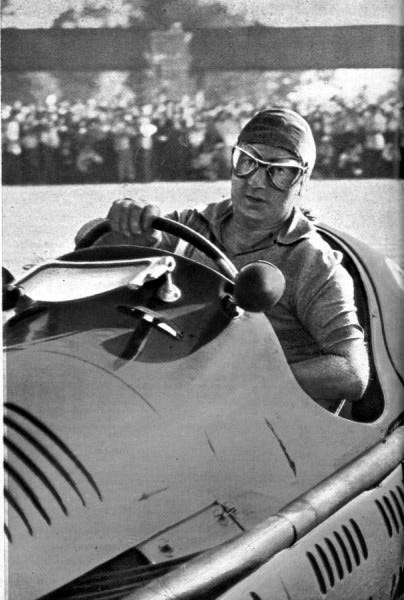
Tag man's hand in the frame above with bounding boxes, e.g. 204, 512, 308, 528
107, 199, 162, 245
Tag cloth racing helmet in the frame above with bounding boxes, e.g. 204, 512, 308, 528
237, 108, 317, 178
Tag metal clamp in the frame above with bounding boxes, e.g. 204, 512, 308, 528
128, 256, 176, 290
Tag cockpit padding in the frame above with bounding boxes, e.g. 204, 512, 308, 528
317, 231, 384, 422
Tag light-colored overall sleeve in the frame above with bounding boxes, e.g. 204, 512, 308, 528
292, 244, 364, 352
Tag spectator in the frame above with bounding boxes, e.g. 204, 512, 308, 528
337, 142, 364, 178
20, 118, 41, 184
1, 91, 401, 184
198, 116, 226, 181
38, 116, 60, 184
152, 114, 172, 180
138, 115, 157, 182
76, 143, 104, 183
314, 135, 336, 178
214, 110, 240, 179
3, 109, 23, 184
362, 105, 387, 178
163, 115, 191, 180
188, 119, 210, 179
57, 125, 78, 184
111, 115, 137, 183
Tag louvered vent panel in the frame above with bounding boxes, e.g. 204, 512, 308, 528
375, 483, 404, 538
306, 518, 368, 595
4, 403, 102, 542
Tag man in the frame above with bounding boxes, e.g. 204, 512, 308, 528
78, 108, 369, 406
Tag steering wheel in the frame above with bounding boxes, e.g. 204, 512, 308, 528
75, 216, 239, 281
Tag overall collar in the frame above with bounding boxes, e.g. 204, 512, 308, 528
276, 206, 316, 245
201, 200, 315, 249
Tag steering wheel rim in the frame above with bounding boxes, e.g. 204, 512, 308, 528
75, 216, 238, 281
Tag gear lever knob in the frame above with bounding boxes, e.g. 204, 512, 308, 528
234, 261, 285, 312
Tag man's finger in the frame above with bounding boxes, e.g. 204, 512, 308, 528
141, 204, 161, 233
107, 199, 122, 234
129, 202, 143, 236
118, 199, 132, 237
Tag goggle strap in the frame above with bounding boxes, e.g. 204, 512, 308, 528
233, 146, 304, 171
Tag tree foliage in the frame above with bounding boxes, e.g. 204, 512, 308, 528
52, 0, 133, 27
130, 0, 246, 29
52, 9, 79, 28
50, 0, 246, 29
2, 0, 15, 16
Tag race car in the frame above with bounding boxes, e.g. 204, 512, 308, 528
3, 215, 403, 600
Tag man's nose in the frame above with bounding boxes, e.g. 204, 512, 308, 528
248, 166, 267, 188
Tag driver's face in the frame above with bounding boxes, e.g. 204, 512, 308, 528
231, 143, 302, 226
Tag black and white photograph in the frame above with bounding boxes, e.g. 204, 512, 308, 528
2, 1, 404, 599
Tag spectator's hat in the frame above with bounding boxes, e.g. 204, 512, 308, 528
237, 107, 316, 176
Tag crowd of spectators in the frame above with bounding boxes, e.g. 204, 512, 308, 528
2, 93, 402, 185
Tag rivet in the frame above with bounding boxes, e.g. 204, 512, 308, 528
159, 541, 174, 554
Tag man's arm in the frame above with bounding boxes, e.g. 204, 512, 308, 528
289, 339, 369, 402
75, 199, 207, 252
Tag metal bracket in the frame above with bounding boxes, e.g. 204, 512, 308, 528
127, 256, 176, 290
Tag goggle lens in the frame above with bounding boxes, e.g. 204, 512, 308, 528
232, 150, 257, 177
270, 165, 301, 190
232, 146, 304, 191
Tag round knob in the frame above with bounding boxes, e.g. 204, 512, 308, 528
234, 261, 285, 312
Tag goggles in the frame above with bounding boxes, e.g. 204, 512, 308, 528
232, 145, 307, 191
